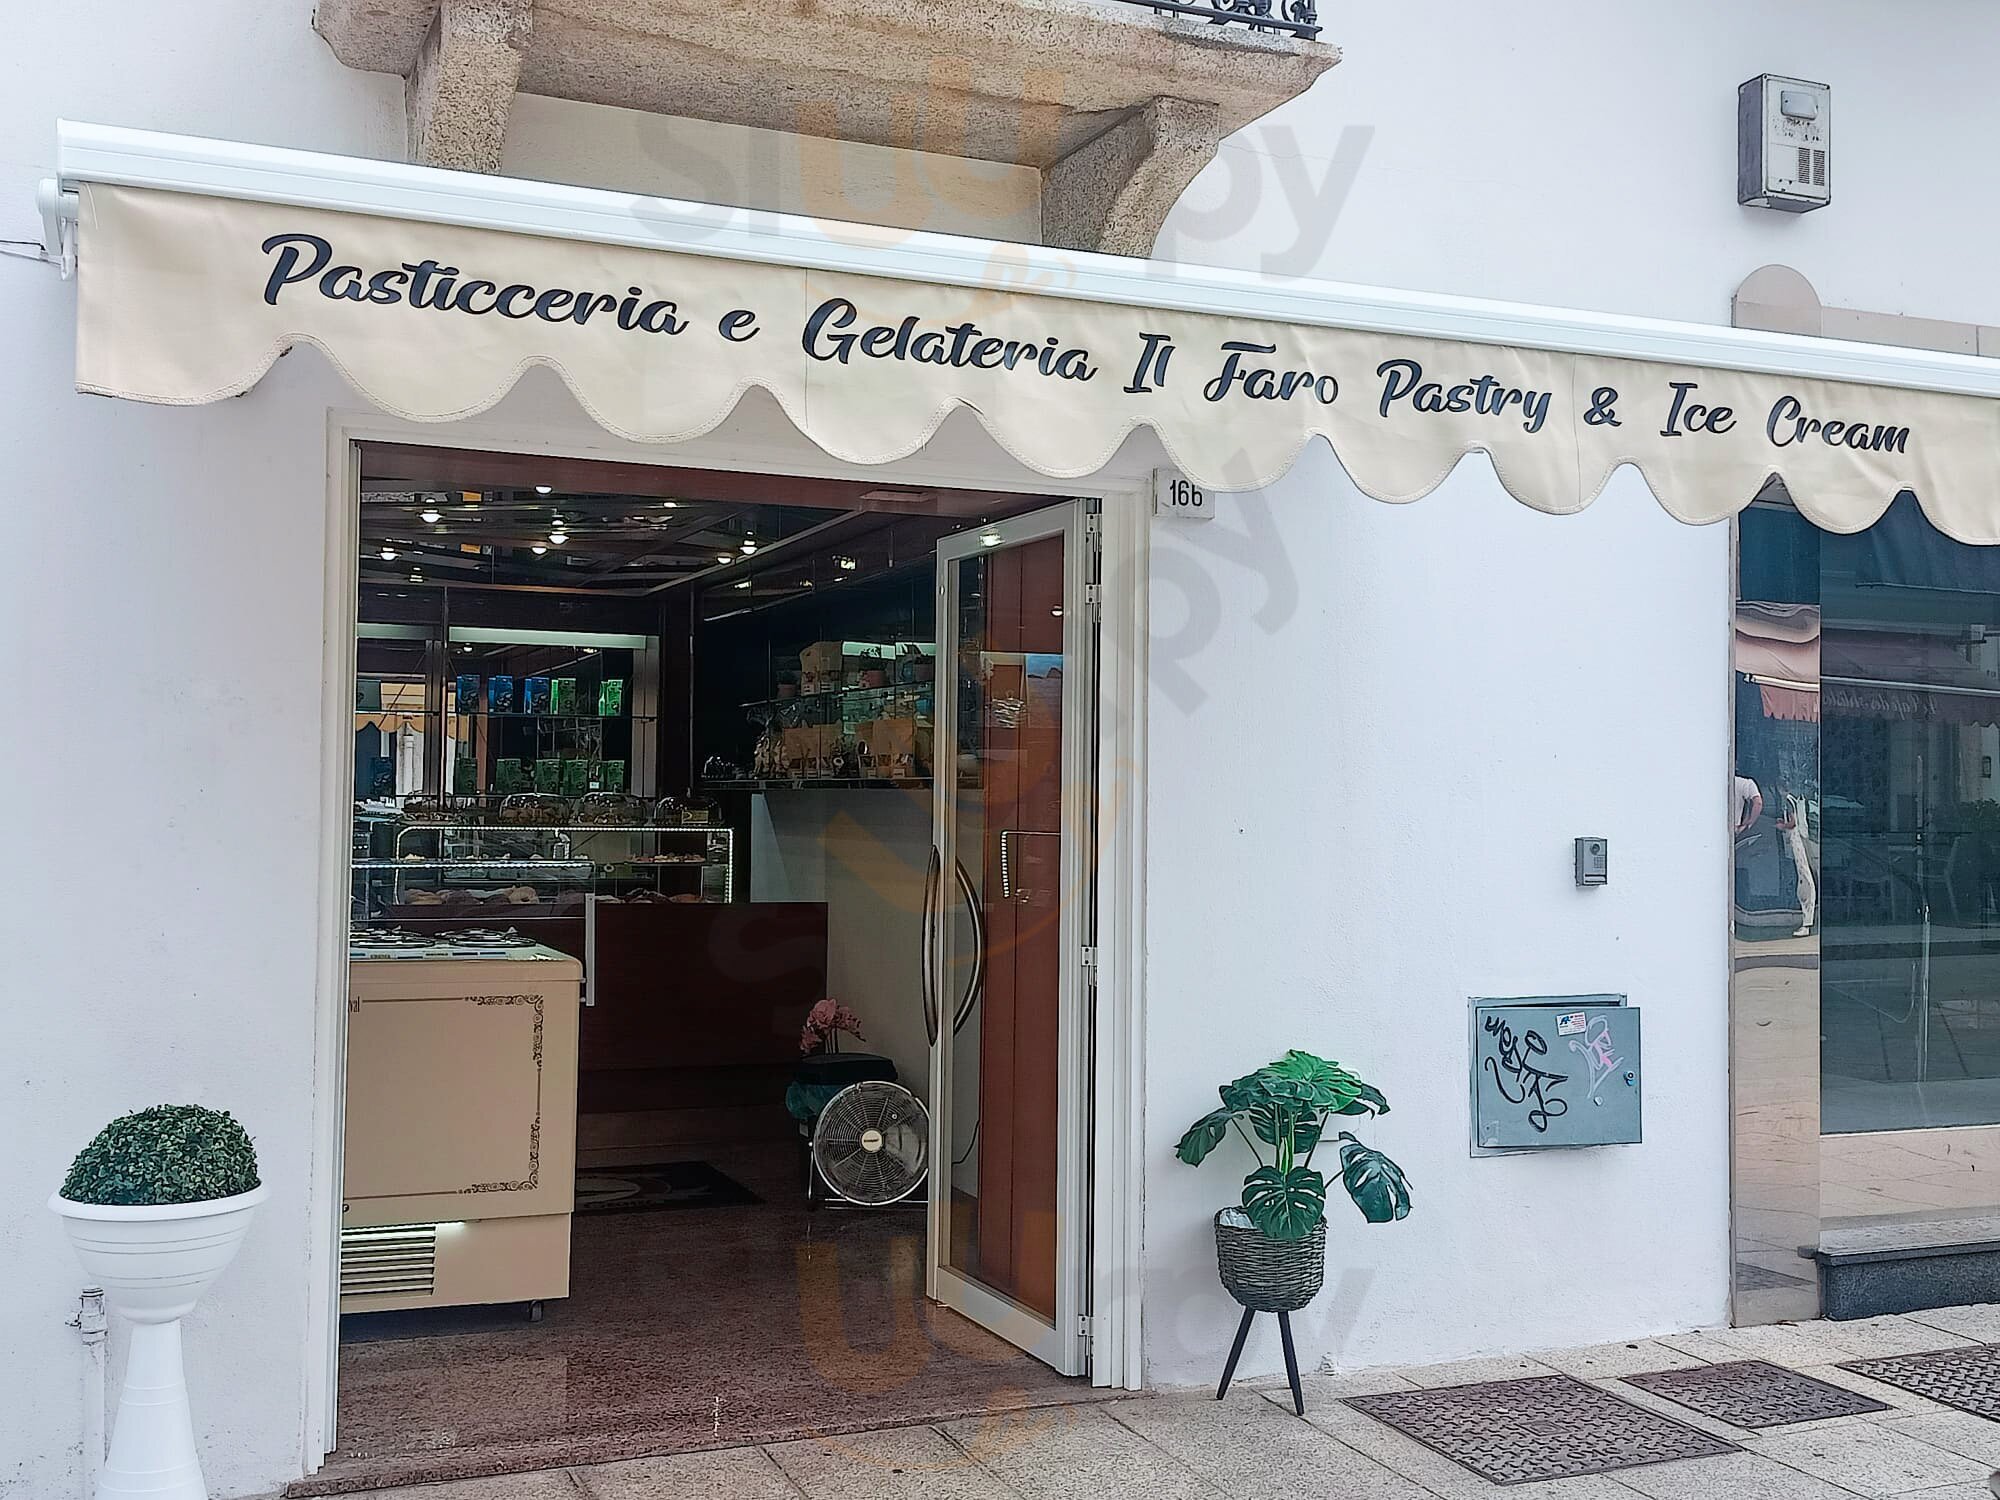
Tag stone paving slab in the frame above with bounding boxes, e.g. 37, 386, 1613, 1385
323, 1312, 2000, 1500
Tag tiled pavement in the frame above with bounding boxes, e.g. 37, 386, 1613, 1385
320, 1307, 2000, 1500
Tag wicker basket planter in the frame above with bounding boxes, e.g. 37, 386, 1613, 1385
1214, 1211, 1326, 1313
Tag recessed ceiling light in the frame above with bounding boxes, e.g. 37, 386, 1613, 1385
735, 579, 752, 590
409, 570, 424, 582
979, 530, 1003, 547
661, 500, 678, 509
379, 547, 398, 561
531, 544, 548, 555
548, 530, 568, 545
741, 540, 758, 555
419, 509, 442, 524
716, 554, 733, 565
1052, 606, 1064, 617
534, 484, 553, 495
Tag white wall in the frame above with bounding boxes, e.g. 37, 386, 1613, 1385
748, 788, 935, 1094
1139, 0, 2000, 1387
2, 0, 1998, 1489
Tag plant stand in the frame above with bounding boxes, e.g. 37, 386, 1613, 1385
1212, 1211, 1325, 1415
51, 1185, 267, 1500
1216, 1305, 1306, 1414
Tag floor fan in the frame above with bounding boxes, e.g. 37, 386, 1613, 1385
809, 1081, 930, 1208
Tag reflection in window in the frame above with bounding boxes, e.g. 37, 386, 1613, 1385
1819, 497, 2000, 1133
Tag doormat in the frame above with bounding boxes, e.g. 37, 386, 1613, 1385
1839, 1344, 2000, 1418
1344, 1375, 1736, 1485
1623, 1360, 1888, 1428
574, 1160, 762, 1215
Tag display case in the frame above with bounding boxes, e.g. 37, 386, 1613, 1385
351, 819, 735, 922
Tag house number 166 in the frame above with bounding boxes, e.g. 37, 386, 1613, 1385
1152, 469, 1217, 521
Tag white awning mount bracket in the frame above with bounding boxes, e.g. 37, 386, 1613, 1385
35, 177, 78, 279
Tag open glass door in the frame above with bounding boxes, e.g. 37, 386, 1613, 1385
926, 501, 1095, 1375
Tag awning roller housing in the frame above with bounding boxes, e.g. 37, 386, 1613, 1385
50, 122, 2000, 541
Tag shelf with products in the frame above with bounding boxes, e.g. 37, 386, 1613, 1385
351, 820, 735, 921
702, 776, 934, 792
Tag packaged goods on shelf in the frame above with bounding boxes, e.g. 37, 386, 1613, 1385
598, 679, 624, 716
532, 759, 560, 793
560, 757, 590, 797
551, 677, 579, 714
598, 759, 626, 792
523, 676, 552, 714
495, 758, 528, 793
487, 675, 516, 713
799, 640, 892, 689
454, 672, 480, 708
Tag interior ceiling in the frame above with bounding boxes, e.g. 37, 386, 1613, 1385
357, 444, 1053, 599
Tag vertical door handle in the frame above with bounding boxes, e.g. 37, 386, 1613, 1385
921, 845, 942, 1046
951, 857, 985, 1037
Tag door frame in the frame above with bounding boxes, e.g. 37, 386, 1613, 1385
927, 501, 1097, 1376
304, 408, 1151, 1472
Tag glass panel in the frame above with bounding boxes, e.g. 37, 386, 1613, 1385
1821, 497, 2000, 1135
1731, 503, 1822, 1321
943, 534, 1067, 1321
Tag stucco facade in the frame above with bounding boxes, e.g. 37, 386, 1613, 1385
5, 3, 2000, 1496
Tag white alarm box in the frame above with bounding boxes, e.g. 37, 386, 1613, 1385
1738, 75, 1831, 213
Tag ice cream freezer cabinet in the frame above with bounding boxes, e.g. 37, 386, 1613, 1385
340, 945, 584, 1313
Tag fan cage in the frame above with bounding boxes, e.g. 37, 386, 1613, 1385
811, 1081, 930, 1206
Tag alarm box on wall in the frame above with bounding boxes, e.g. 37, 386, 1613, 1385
1739, 74, 1831, 213
1470, 997, 1642, 1152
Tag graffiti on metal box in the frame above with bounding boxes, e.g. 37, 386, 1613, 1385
1481, 1015, 1570, 1133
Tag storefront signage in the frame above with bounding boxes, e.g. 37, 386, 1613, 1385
74, 184, 2000, 540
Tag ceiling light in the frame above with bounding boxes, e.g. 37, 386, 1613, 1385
661, 500, 678, 509
409, 570, 424, 582
379, 547, 398, 561
419, 508, 442, 524
547, 529, 568, 545
979, 530, 1003, 548
534, 484, 553, 495
836, 555, 858, 571
735, 579, 752, 589
531, 544, 548, 555
1052, 606, 1064, 618
740, 540, 758, 555
716, 553, 734, 565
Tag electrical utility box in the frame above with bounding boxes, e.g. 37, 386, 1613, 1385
1739, 74, 1831, 213
1470, 997, 1642, 1152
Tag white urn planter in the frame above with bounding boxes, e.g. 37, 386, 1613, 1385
51, 1183, 268, 1500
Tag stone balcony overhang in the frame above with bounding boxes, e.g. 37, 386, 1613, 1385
313, 0, 1337, 253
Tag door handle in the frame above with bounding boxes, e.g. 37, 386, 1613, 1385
923, 846, 987, 1044
951, 856, 985, 1037
921, 845, 942, 1046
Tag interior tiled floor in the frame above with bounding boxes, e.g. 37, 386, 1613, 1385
322, 1308, 2000, 1499
295, 1142, 1103, 1496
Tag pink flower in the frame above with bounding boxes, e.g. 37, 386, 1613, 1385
800, 997, 865, 1054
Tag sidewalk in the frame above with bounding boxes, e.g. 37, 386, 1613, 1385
330, 1306, 2000, 1500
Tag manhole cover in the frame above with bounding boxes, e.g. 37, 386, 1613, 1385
1344, 1375, 1736, 1485
1623, 1360, 1887, 1427
1840, 1344, 2000, 1418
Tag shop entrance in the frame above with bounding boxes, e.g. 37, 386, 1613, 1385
319, 443, 1104, 1489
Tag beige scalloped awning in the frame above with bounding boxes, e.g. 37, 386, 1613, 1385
74, 183, 2000, 540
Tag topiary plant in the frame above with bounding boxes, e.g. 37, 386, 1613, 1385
60, 1105, 260, 1206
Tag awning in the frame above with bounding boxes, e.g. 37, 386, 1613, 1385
46, 123, 2000, 539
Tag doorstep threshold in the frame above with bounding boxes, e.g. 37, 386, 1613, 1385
1812, 1212, 2000, 1265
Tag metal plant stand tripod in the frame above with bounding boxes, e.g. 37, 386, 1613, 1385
1216, 1305, 1306, 1414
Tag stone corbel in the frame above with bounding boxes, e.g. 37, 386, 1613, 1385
406, 0, 535, 173
1042, 97, 1225, 258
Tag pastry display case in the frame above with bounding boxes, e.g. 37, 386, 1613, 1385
351, 817, 734, 923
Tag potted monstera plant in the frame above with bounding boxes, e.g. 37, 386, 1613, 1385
1177, 1051, 1410, 1318
51, 1105, 266, 1500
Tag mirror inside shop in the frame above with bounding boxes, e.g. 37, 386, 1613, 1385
335, 447, 1087, 1467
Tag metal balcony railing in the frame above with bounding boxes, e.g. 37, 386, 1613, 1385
1124, 0, 1320, 40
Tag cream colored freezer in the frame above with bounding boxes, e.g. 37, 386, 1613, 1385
340, 948, 583, 1313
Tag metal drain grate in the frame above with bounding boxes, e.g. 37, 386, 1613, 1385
1839, 1344, 2000, 1418
1344, 1374, 1736, 1485
1623, 1360, 1887, 1428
